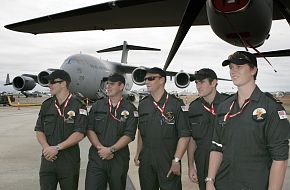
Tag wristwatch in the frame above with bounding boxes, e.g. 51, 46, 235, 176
173, 157, 181, 163
109, 146, 116, 154
205, 177, 215, 183
55, 144, 61, 151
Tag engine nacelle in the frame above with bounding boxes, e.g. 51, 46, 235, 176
12, 75, 36, 91
37, 69, 56, 87
174, 71, 190, 88
132, 67, 147, 86
207, 0, 273, 47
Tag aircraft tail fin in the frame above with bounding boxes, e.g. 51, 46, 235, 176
4, 73, 12, 86
97, 41, 160, 63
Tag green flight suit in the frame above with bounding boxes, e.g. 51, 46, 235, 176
188, 92, 228, 190
35, 95, 88, 190
211, 86, 290, 190
85, 97, 138, 190
138, 91, 191, 190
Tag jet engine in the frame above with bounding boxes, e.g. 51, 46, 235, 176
37, 69, 56, 87
132, 67, 147, 86
174, 71, 191, 88
12, 75, 36, 91
207, 0, 273, 47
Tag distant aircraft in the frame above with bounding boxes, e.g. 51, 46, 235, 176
4, 41, 156, 100
5, 41, 229, 100
4, 0, 290, 70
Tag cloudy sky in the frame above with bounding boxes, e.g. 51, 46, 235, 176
1, 0, 290, 94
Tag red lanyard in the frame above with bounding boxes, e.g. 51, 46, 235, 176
202, 103, 216, 116
153, 94, 169, 118
108, 98, 122, 121
54, 94, 72, 117
223, 99, 251, 122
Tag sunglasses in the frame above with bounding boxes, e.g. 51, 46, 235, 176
144, 76, 162, 81
49, 80, 64, 84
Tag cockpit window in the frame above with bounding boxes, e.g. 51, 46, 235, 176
66, 59, 78, 65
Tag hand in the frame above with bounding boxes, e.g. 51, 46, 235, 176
42, 146, 58, 162
188, 166, 198, 183
97, 145, 113, 160
166, 161, 181, 178
134, 155, 140, 166
206, 180, 216, 190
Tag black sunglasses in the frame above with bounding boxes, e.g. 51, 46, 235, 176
49, 80, 64, 84
144, 76, 162, 81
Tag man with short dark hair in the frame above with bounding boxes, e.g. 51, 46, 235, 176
35, 69, 88, 190
187, 68, 228, 190
136, 67, 190, 190
206, 51, 290, 190
85, 73, 138, 190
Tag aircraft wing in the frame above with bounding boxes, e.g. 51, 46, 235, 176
115, 64, 230, 81
115, 63, 180, 76
4, 0, 209, 34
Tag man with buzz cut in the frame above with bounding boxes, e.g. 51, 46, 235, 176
35, 69, 88, 190
135, 67, 190, 190
85, 73, 138, 190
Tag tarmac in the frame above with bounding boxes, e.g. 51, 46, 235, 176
0, 106, 290, 190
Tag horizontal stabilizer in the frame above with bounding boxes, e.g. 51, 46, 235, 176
97, 45, 160, 53
97, 41, 160, 63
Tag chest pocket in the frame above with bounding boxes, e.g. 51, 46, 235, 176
189, 113, 205, 139
43, 113, 56, 136
216, 113, 229, 145
161, 110, 177, 139
138, 113, 149, 137
94, 112, 107, 134
63, 112, 77, 138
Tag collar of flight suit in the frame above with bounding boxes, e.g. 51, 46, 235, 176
233, 85, 262, 104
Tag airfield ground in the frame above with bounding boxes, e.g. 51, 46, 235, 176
0, 94, 290, 189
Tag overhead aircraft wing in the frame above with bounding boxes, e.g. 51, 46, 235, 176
254, 49, 290, 57
5, 0, 209, 34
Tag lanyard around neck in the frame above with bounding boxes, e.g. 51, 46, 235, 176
202, 103, 216, 116
108, 98, 122, 121
223, 99, 251, 122
153, 94, 169, 118
54, 94, 72, 117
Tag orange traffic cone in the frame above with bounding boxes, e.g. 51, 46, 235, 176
17, 96, 20, 110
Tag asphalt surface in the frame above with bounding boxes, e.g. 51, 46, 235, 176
0, 106, 290, 190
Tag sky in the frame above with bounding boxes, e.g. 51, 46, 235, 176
1, 0, 290, 94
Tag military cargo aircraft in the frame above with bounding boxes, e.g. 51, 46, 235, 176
5, 41, 228, 100
4, 0, 290, 70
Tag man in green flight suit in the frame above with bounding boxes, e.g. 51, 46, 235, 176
35, 69, 88, 190
85, 73, 138, 190
187, 68, 228, 190
136, 67, 190, 190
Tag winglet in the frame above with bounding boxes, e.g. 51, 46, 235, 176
97, 41, 160, 63
4, 74, 12, 86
